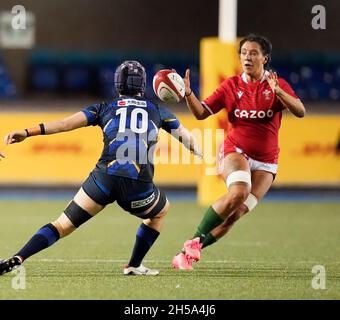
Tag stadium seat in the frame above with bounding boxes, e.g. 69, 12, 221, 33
30, 66, 60, 91
0, 59, 17, 99
333, 66, 340, 85
62, 66, 92, 92
29, 50, 60, 92
98, 66, 116, 98
61, 52, 93, 92
328, 87, 340, 101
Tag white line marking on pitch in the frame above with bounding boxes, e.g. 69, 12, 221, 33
35, 258, 340, 264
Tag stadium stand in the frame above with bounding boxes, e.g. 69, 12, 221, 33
0, 56, 17, 99
1, 49, 337, 103
273, 52, 340, 102
27, 50, 200, 100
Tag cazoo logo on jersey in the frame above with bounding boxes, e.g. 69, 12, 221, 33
234, 109, 274, 119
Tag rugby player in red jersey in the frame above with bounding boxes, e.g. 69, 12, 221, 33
173, 34, 306, 269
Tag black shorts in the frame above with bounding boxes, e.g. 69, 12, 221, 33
81, 170, 167, 219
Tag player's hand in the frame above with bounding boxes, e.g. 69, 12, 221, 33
4, 130, 28, 145
195, 152, 203, 160
191, 149, 203, 159
192, 146, 203, 159
0, 151, 5, 160
266, 70, 280, 94
184, 69, 192, 96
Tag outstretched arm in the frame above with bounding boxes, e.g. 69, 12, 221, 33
4, 111, 88, 145
183, 69, 211, 120
267, 71, 306, 118
170, 124, 202, 158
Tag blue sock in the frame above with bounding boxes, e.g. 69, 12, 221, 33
16, 223, 60, 261
128, 223, 160, 267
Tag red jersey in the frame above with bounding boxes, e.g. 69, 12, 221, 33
202, 71, 298, 164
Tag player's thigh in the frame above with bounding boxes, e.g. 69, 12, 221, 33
144, 194, 169, 219
116, 179, 168, 220
220, 152, 250, 181
250, 170, 274, 201
132, 186, 169, 220
79, 170, 119, 214
73, 187, 104, 216
53, 188, 104, 236
213, 152, 251, 214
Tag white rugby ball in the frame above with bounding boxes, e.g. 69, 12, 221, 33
153, 69, 185, 103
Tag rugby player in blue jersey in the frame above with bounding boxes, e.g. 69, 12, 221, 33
0, 61, 202, 276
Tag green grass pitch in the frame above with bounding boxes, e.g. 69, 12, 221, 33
0, 200, 339, 299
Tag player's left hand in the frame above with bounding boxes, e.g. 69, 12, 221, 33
266, 70, 281, 94
4, 130, 28, 145
0, 151, 5, 160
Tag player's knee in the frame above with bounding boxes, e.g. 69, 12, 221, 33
159, 199, 170, 216
63, 200, 93, 229
224, 170, 251, 210
52, 214, 75, 238
146, 198, 169, 222
226, 170, 251, 190
143, 198, 169, 232
227, 188, 249, 211
135, 190, 168, 221
231, 188, 249, 204
243, 193, 258, 212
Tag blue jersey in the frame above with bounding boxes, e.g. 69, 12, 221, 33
82, 96, 180, 182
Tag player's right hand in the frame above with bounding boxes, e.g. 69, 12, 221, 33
0, 151, 5, 160
184, 69, 192, 96
4, 130, 28, 145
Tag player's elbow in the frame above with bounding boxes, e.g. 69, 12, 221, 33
195, 113, 209, 120
299, 107, 306, 118
295, 102, 306, 118
296, 106, 306, 118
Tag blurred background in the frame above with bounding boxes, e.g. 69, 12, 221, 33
0, 0, 339, 201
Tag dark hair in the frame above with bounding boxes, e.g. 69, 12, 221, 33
239, 34, 272, 69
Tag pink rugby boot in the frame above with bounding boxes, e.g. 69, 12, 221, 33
172, 252, 194, 270
183, 237, 202, 261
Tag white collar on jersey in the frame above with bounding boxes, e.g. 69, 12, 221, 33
241, 70, 269, 84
